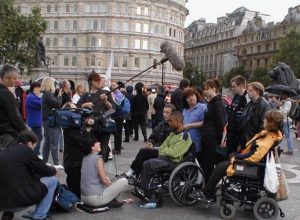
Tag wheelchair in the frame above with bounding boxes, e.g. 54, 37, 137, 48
130, 144, 205, 206
216, 147, 285, 220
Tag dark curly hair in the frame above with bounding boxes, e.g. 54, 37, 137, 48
81, 133, 99, 155
182, 87, 202, 109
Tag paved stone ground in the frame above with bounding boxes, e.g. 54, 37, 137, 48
5, 128, 300, 220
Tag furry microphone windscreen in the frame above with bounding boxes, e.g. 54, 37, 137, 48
160, 41, 185, 71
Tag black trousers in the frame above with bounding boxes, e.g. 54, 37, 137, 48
95, 131, 110, 162
140, 157, 175, 194
65, 167, 81, 198
226, 131, 240, 154
113, 117, 124, 151
131, 148, 159, 177
199, 135, 218, 181
124, 118, 133, 140
132, 111, 147, 140
203, 161, 230, 199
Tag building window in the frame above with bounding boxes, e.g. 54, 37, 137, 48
144, 7, 148, 16
72, 56, 77, 66
91, 37, 96, 46
173, 29, 176, 37
122, 39, 128, 48
114, 56, 119, 67
54, 21, 58, 30
64, 56, 69, 66
73, 20, 78, 30
54, 4, 58, 12
135, 39, 140, 49
64, 37, 70, 47
114, 21, 121, 31
142, 40, 148, 50
97, 59, 101, 67
137, 6, 141, 15
273, 42, 277, 50
53, 56, 58, 65
91, 55, 95, 66
45, 38, 50, 46
65, 20, 70, 30
257, 45, 261, 53
115, 3, 121, 13
143, 24, 149, 33
47, 4, 51, 13
135, 57, 140, 68
100, 20, 106, 30
169, 28, 172, 36
66, 4, 70, 12
153, 59, 157, 69
72, 38, 77, 46
123, 22, 129, 31
93, 20, 98, 30
53, 38, 58, 46
265, 43, 270, 51
114, 38, 121, 48
257, 59, 260, 66
123, 57, 128, 67
74, 4, 78, 12
135, 23, 141, 32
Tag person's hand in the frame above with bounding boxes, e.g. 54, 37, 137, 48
220, 140, 227, 148
100, 94, 108, 102
145, 142, 153, 149
183, 124, 190, 130
82, 102, 94, 109
230, 156, 235, 163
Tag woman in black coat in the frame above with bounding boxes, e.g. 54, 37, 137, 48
200, 79, 226, 181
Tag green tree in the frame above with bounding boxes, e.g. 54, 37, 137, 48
272, 29, 300, 78
183, 62, 206, 87
0, 0, 47, 73
222, 66, 247, 88
249, 67, 272, 87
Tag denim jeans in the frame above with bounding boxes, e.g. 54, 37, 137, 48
31, 127, 43, 155
42, 121, 59, 165
32, 176, 58, 219
283, 121, 294, 152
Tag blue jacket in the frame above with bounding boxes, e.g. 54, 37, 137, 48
26, 93, 42, 127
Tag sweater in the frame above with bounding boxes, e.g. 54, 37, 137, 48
159, 130, 192, 162
26, 92, 42, 127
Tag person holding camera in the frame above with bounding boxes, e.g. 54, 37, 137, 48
77, 73, 114, 162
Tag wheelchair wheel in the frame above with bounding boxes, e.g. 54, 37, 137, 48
220, 204, 236, 219
253, 197, 279, 220
169, 162, 204, 206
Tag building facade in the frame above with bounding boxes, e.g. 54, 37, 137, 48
15, 0, 188, 87
184, 7, 257, 78
235, 5, 300, 71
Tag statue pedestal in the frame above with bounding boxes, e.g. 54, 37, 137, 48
31, 67, 50, 82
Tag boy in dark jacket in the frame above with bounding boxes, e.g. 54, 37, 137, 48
0, 130, 57, 220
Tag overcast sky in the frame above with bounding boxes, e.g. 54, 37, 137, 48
185, 0, 300, 27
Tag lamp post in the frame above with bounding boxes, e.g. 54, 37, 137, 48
161, 63, 166, 86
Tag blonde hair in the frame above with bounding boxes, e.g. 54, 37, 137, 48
41, 77, 56, 93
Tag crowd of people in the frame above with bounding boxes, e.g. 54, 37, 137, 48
0, 63, 298, 220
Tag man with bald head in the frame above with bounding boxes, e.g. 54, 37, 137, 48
0, 64, 26, 150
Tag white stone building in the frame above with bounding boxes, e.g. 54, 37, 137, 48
15, 0, 188, 88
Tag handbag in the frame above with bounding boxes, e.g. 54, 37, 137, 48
263, 151, 279, 193
274, 148, 289, 201
52, 183, 80, 211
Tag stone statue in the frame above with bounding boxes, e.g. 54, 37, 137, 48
269, 62, 300, 94
36, 36, 46, 67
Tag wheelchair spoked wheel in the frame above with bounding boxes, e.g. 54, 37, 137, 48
169, 162, 204, 206
253, 197, 279, 220
220, 204, 236, 219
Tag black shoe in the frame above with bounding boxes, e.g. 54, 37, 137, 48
108, 199, 124, 208
2, 212, 13, 220
123, 138, 129, 142
133, 137, 138, 141
131, 187, 150, 201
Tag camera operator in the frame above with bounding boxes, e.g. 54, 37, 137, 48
77, 73, 114, 162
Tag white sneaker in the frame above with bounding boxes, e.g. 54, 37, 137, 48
108, 154, 113, 160
38, 155, 43, 160
54, 164, 64, 170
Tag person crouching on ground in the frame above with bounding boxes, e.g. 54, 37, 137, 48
0, 130, 58, 220
80, 134, 128, 207
201, 110, 284, 202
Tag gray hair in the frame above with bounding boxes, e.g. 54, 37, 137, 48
0, 64, 19, 79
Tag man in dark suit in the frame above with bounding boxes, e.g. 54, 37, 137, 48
0, 131, 58, 220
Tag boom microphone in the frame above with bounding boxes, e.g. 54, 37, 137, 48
160, 41, 185, 71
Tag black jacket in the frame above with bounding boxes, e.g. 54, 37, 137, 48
201, 95, 226, 144
41, 92, 62, 121
238, 97, 271, 147
148, 120, 172, 147
0, 144, 56, 209
171, 87, 184, 112
63, 128, 85, 169
0, 84, 26, 136
131, 93, 149, 113
153, 93, 165, 123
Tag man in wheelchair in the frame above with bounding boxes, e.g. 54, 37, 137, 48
133, 111, 192, 201
201, 110, 284, 203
